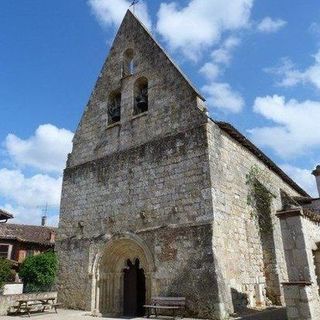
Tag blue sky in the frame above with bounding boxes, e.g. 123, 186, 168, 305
0, 0, 319, 225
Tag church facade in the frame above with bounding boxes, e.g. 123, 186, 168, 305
56, 11, 310, 319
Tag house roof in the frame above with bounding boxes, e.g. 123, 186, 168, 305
0, 209, 13, 221
303, 207, 320, 218
215, 121, 309, 197
0, 223, 57, 246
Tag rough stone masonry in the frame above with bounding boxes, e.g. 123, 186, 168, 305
56, 10, 311, 319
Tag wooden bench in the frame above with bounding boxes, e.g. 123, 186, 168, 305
144, 297, 186, 318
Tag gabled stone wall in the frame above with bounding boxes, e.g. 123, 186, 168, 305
57, 10, 309, 320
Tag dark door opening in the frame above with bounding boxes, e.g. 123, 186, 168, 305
123, 258, 146, 317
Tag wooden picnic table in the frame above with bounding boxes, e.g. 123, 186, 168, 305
13, 297, 61, 317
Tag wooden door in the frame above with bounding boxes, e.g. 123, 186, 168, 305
123, 259, 146, 317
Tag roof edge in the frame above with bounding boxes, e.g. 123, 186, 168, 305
214, 120, 310, 197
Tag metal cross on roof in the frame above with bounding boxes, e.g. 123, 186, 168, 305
130, 0, 140, 14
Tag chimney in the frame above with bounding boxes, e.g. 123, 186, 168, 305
49, 231, 55, 243
312, 165, 320, 197
41, 215, 47, 227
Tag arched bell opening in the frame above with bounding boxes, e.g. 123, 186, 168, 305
94, 235, 154, 316
134, 77, 148, 115
122, 48, 135, 77
108, 90, 121, 125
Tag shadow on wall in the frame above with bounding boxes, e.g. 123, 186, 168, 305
230, 288, 288, 320
162, 241, 222, 318
231, 288, 249, 312
154, 225, 237, 319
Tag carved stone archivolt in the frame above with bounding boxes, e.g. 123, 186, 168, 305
91, 233, 154, 316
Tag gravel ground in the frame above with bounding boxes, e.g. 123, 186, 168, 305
0, 308, 287, 320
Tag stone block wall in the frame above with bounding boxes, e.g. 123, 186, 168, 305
277, 209, 320, 320
206, 121, 302, 312
57, 125, 226, 318
2, 283, 23, 295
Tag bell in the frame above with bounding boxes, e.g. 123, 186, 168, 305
108, 105, 121, 122
136, 96, 148, 112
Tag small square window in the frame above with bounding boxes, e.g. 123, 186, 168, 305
0, 244, 10, 259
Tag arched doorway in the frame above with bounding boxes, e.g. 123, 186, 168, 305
93, 234, 154, 316
123, 259, 146, 316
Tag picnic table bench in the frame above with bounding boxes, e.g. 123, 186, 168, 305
144, 297, 186, 318
10, 297, 62, 317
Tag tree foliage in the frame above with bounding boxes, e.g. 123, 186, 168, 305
0, 258, 14, 289
19, 251, 58, 293
246, 165, 276, 232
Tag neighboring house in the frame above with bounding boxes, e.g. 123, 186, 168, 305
0, 217, 56, 264
56, 10, 319, 320
0, 209, 13, 223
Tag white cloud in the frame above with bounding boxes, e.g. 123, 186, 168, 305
156, 0, 253, 60
257, 17, 287, 33
5, 124, 73, 173
249, 95, 320, 157
88, 0, 152, 30
0, 124, 71, 226
200, 63, 220, 80
200, 36, 241, 80
281, 164, 318, 197
266, 50, 320, 90
3, 203, 59, 227
0, 169, 62, 208
203, 82, 244, 113
200, 37, 243, 113
211, 36, 241, 65
309, 22, 320, 37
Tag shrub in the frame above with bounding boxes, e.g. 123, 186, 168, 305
19, 251, 58, 293
0, 258, 14, 289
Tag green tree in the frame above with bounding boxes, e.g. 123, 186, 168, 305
0, 258, 13, 289
19, 251, 58, 293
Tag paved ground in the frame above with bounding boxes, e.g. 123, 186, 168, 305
2, 310, 119, 320
232, 307, 287, 320
0, 308, 287, 320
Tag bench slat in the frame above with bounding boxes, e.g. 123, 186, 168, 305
144, 305, 180, 309
151, 297, 186, 306
152, 297, 185, 301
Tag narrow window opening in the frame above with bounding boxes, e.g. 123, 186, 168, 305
108, 91, 121, 125
134, 77, 148, 115
122, 49, 135, 77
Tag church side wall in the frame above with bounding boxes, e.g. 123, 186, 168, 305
57, 125, 222, 317
206, 121, 302, 312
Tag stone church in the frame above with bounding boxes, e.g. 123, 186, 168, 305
56, 10, 318, 319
